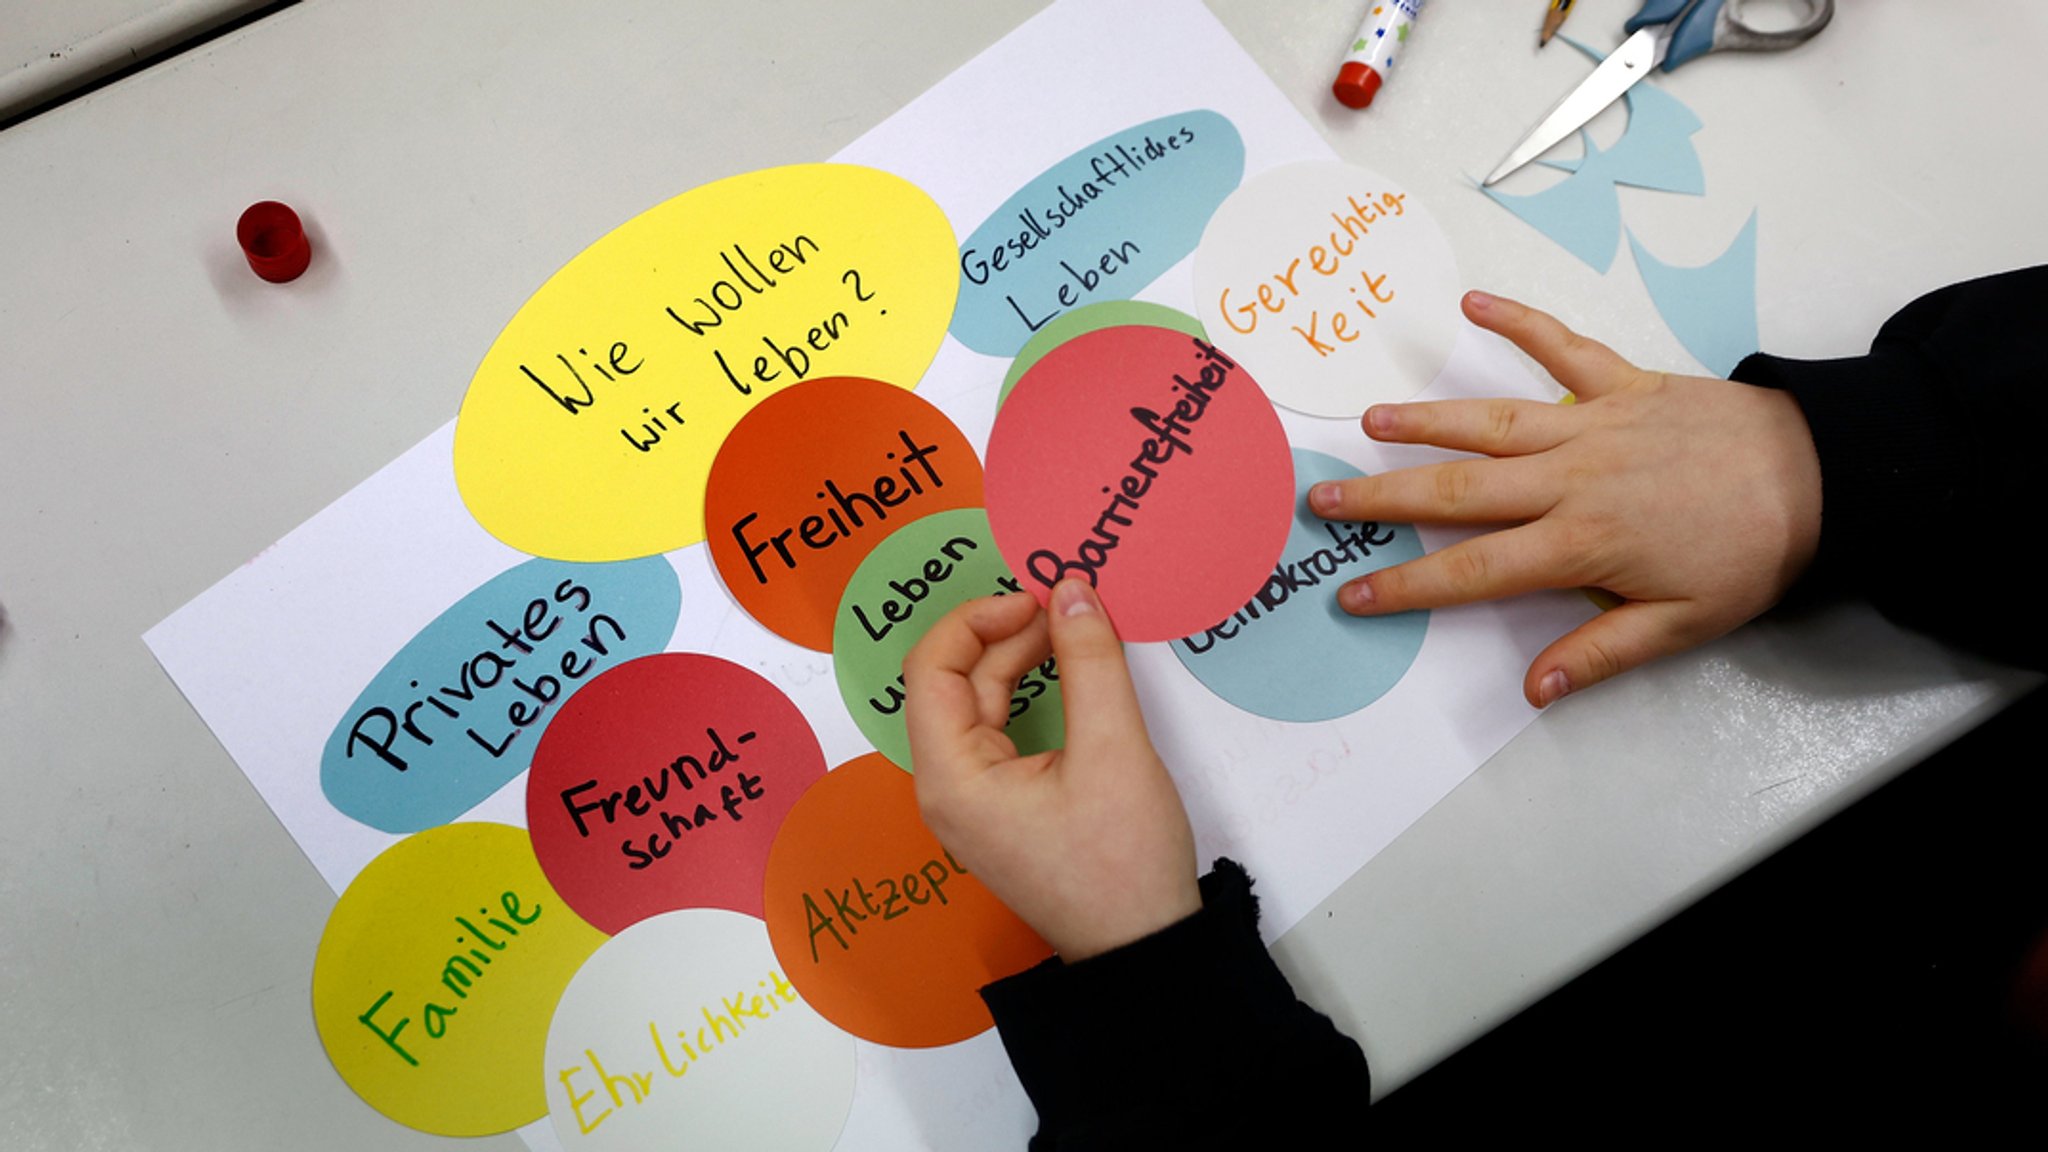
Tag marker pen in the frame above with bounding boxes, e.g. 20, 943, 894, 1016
1332, 0, 1426, 110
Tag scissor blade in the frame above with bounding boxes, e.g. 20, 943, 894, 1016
1484, 29, 1658, 187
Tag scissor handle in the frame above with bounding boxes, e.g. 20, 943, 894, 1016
1626, 0, 1833, 72
1716, 0, 1834, 53
1624, 0, 1698, 34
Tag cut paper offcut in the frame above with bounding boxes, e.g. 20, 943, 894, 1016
762, 753, 1051, 1047
1194, 160, 1462, 416
1558, 36, 1704, 196
453, 164, 959, 561
952, 109, 1245, 357
1479, 40, 1705, 272
310, 822, 605, 1136
1536, 135, 1587, 174
322, 557, 681, 834
998, 299, 1207, 407
1629, 210, 1759, 378
833, 508, 1063, 771
984, 325, 1293, 642
1172, 450, 1428, 723
526, 652, 827, 933
705, 376, 986, 652
1479, 146, 1624, 272
544, 909, 856, 1151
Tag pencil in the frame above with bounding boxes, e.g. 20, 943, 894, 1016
1540, 0, 1575, 47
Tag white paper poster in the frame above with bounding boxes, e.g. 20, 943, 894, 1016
146, 2, 1592, 1147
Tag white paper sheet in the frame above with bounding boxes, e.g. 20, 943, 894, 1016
146, 2, 1594, 1147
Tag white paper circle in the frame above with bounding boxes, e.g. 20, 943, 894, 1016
1193, 160, 1462, 417
543, 909, 856, 1150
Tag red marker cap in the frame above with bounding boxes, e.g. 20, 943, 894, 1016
1332, 61, 1383, 110
237, 201, 312, 283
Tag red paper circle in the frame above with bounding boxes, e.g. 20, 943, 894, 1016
984, 326, 1294, 641
526, 653, 826, 933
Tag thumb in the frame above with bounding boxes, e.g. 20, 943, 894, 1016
1046, 578, 1147, 748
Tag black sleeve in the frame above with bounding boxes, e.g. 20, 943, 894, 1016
980, 858, 1371, 1151
1730, 265, 2048, 671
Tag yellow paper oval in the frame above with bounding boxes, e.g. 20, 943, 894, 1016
454, 164, 959, 560
311, 823, 606, 1136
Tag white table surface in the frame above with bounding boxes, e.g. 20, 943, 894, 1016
0, 0, 269, 121
2, 1, 2041, 1147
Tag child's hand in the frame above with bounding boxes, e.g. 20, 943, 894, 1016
904, 579, 1201, 961
1313, 291, 1824, 707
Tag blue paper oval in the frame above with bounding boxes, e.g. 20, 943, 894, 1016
321, 557, 682, 833
951, 110, 1245, 357
1171, 450, 1428, 722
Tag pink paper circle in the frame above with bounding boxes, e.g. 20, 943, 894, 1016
984, 326, 1293, 641
526, 653, 826, 934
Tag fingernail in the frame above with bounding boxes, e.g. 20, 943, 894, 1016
1466, 290, 1495, 311
1341, 578, 1375, 611
1537, 669, 1571, 707
1310, 482, 1342, 513
1053, 578, 1098, 618
1365, 405, 1396, 437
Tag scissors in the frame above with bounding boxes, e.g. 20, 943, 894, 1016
1484, 0, 1834, 186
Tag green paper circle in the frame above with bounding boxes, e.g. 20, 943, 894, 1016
997, 300, 1208, 406
832, 509, 1064, 771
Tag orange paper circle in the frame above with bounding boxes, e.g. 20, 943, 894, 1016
762, 754, 1050, 1047
705, 378, 984, 651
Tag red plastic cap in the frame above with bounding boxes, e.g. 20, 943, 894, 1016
237, 201, 312, 283
1332, 61, 1383, 110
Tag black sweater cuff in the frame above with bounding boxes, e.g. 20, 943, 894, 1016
1732, 342, 1965, 601
1730, 265, 2048, 669
981, 859, 1368, 1145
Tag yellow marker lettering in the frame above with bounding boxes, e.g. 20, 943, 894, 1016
559, 1065, 611, 1135
651, 1020, 690, 1079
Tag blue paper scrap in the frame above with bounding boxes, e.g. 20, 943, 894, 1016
1480, 146, 1625, 271
1535, 134, 1586, 173
1480, 37, 1706, 271
1557, 36, 1704, 195
1169, 449, 1428, 724
1628, 210, 1759, 378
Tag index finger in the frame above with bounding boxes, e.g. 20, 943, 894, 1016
1463, 291, 1642, 401
1362, 396, 1573, 458
1312, 455, 1554, 525
903, 593, 1042, 782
